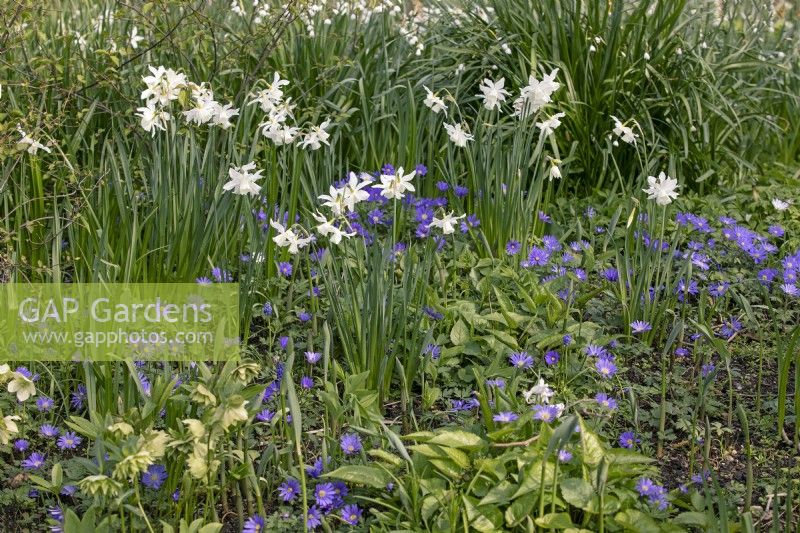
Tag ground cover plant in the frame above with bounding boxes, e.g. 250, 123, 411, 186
1, 0, 800, 531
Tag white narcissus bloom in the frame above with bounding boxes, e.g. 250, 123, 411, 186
210, 102, 239, 129
376, 167, 416, 200
140, 65, 186, 106
7, 372, 36, 402
262, 123, 300, 146
429, 212, 465, 235
223, 162, 263, 196
248, 72, 290, 113
513, 68, 561, 119
182, 86, 217, 125
136, 103, 170, 135
524, 377, 555, 404
318, 185, 347, 216
269, 219, 312, 254
477, 77, 510, 111
610, 115, 638, 145
643, 171, 679, 205
299, 120, 331, 150
312, 212, 356, 244
444, 122, 474, 147
129, 26, 144, 49
548, 159, 562, 180
16, 125, 51, 154
772, 198, 791, 211
423, 86, 447, 114
536, 112, 566, 136
341, 172, 372, 211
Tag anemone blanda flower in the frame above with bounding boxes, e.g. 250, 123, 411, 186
141, 464, 167, 490
242, 514, 266, 533
278, 478, 300, 501
509, 351, 534, 369
223, 162, 263, 196
493, 411, 519, 423
340, 433, 362, 455
57, 431, 81, 450
595, 392, 618, 409
630, 320, 652, 334
643, 172, 679, 206
595, 357, 617, 378
341, 504, 363, 526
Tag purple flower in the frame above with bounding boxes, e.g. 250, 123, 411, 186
493, 411, 519, 423
242, 514, 266, 533
701, 362, 716, 377
558, 449, 573, 462
341, 504, 363, 526
758, 268, 778, 286
306, 457, 324, 478
40, 424, 59, 438
486, 378, 506, 388
56, 431, 81, 450
538, 211, 551, 223
630, 320, 652, 334
415, 163, 428, 176
584, 344, 608, 358
306, 506, 323, 529
36, 396, 54, 412
636, 477, 657, 497
526, 246, 551, 266
278, 478, 301, 502
436, 181, 449, 191
768, 225, 784, 237
256, 408, 275, 422
781, 284, 800, 297
509, 351, 534, 369
278, 261, 293, 278
61, 485, 78, 496
314, 482, 336, 508
619, 431, 640, 449
562, 335, 573, 346
262, 302, 273, 316
595, 357, 617, 378
595, 393, 618, 410
14, 439, 29, 452
601, 268, 619, 282
22, 452, 46, 470
298, 311, 312, 322
305, 351, 322, 364
340, 433, 362, 455
424, 343, 441, 359
505, 240, 522, 256
141, 464, 167, 490
454, 185, 468, 198
532, 405, 560, 423
708, 281, 729, 298
301, 376, 314, 389
544, 350, 560, 365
